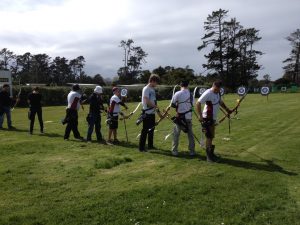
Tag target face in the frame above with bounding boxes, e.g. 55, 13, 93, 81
261, 87, 270, 96
281, 87, 287, 92
237, 87, 246, 96
121, 89, 128, 97
198, 88, 206, 96
220, 87, 225, 96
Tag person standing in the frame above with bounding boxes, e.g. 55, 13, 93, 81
0, 84, 14, 129
86, 86, 105, 143
139, 74, 160, 152
169, 81, 195, 156
63, 84, 83, 140
196, 80, 231, 162
107, 87, 128, 144
27, 87, 44, 134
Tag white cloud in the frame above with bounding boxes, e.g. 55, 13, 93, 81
0, 0, 299, 79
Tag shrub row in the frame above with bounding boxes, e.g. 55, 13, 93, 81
12, 85, 184, 107
13, 85, 298, 107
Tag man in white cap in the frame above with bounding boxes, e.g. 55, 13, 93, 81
86, 85, 105, 143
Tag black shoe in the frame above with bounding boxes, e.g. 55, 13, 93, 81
98, 139, 107, 145
75, 136, 84, 141
106, 140, 114, 145
206, 147, 215, 163
211, 145, 220, 162
113, 139, 120, 144
148, 146, 158, 150
8, 126, 16, 130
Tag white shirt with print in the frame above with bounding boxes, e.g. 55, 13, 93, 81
171, 89, 193, 120
109, 95, 122, 116
142, 84, 156, 114
198, 88, 220, 120
67, 91, 82, 111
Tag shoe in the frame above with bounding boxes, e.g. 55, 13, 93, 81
106, 140, 114, 145
40, 130, 44, 134
211, 145, 220, 162
113, 139, 120, 144
8, 126, 16, 129
206, 147, 215, 163
148, 146, 158, 150
98, 139, 107, 145
29, 131, 33, 135
171, 150, 179, 156
75, 136, 84, 141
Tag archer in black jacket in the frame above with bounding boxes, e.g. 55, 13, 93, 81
86, 86, 105, 142
0, 84, 14, 129
27, 87, 44, 134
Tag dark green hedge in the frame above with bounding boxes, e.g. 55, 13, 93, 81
11, 85, 206, 107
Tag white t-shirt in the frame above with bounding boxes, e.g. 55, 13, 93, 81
142, 84, 156, 114
171, 89, 193, 120
67, 91, 82, 110
198, 88, 220, 120
109, 95, 122, 116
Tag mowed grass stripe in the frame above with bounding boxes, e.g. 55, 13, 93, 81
0, 93, 299, 225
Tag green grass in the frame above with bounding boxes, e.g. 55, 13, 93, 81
0, 93, 299, 225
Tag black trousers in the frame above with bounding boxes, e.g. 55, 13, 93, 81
86, 113, 102, 141
29, 107, 44, 132
139, 114, 155, 151
64, 109, 81, 139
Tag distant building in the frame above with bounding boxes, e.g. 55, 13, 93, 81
0, 70, 12, 96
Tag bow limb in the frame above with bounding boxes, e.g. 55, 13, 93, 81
153, 85, 179, 126
155, 107, 171, 126
127, 102, 141, 119
12, 79, 22, 110
168, 85, 180, 107
192, 86, 199, 104
218, 91, 248, 124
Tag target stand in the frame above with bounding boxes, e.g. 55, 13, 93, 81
261, 86, 270, 101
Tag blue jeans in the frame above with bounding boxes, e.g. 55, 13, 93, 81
0, 106, 12, 128
86, 113, 102, 141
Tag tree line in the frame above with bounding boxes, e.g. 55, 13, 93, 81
0, 8, 299, 88
0, 51, 106, 86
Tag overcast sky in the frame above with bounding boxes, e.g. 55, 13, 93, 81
0, 0, 299, 80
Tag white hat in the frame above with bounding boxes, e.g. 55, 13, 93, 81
94, 86, 103, 94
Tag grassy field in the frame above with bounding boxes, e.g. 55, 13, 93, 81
0, 93, 299, 225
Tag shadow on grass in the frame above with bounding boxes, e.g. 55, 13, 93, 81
0, 127, 28, 133
219, 157, 298, 176
149, 148, 206, 160
39, 132, 64, 138
115, 141, 139, 149
149, 148, 297, 176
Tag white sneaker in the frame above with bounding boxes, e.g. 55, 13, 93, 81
171, 151, 178, 156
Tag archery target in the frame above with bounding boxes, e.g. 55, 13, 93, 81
281, 87, 287, 92
261, 87, 270, 96
121, 88, 128, 97
220, 87, 225, 96
198, 88, 206, 96
237, 87, 246, 96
